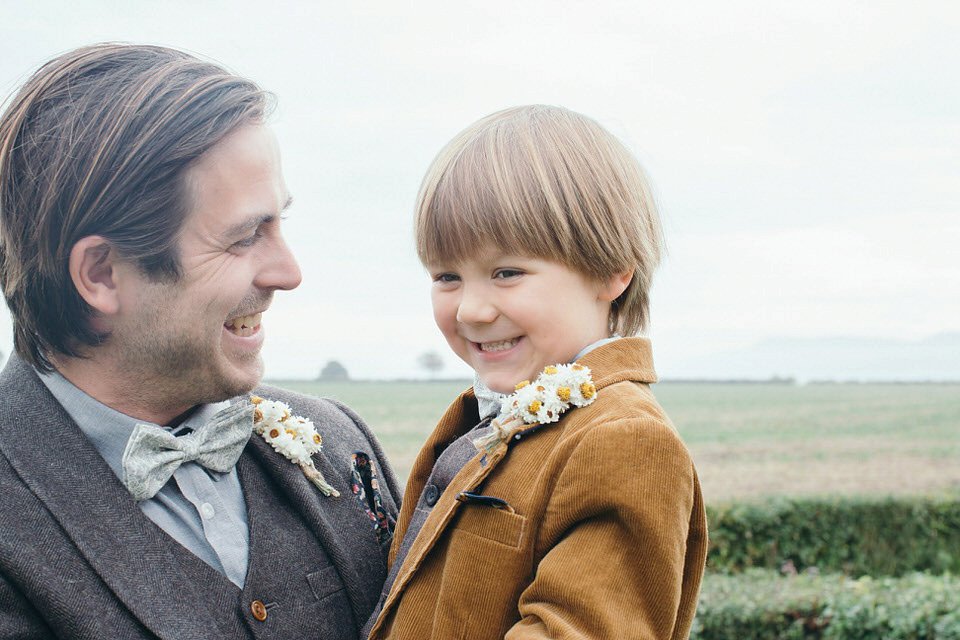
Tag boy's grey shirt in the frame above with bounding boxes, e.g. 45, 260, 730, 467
0, 353, 401, 639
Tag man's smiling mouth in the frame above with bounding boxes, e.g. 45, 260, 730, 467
224, 312, 262, 337
478, 337, 520, 352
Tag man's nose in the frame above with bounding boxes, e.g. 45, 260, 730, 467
255, 235, 302, 291
456, 284, 497, 324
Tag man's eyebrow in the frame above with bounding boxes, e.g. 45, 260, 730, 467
222, 196, 294, 239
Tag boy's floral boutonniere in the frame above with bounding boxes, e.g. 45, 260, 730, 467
474, 364, 597, 450
251, 396, 340, 497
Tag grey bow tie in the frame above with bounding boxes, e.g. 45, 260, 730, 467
121, 402, 254, 501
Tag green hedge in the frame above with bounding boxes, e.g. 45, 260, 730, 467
706, 496, 960, 576
692, 570, 960, 640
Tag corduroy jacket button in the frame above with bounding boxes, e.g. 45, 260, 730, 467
424, 484, 440, 506
251, 600, 267, 621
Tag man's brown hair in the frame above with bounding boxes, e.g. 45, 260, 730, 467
0, 43, 269, 371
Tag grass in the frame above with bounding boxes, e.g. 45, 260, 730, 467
267, 379, 960, 504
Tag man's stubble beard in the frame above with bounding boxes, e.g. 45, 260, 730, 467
111, 288, 269, 411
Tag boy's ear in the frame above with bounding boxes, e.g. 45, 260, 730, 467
69, 236, 121, 316
598, 267, 635, 302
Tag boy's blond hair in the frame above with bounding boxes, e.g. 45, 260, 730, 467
415, 104, 664, 336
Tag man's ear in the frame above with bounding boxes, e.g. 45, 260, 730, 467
598, 267, 635, 302
69, 236, 121, 316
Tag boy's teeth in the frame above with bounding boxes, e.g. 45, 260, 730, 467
225, 313, 262, 337
479, 338, 519, 352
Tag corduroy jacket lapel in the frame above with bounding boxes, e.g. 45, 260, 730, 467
375, 390, 513, 627
0, 355, 229, 639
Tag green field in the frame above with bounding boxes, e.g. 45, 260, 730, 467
267, 379, 960, 504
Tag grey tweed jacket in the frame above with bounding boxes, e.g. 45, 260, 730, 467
0, 354, 401, 639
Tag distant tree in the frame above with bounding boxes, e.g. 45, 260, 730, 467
417, 351, 444, 379
318, 360, 349, 381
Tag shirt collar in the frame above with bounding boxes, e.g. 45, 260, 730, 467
574, 336, 620, 361
473, 375, 505, 421
38, 370, 231, 479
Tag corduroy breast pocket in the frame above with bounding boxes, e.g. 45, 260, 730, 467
453, 502, 526, 548
434, 505, 530, 638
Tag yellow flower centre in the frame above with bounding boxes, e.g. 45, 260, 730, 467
251, 396, 264, 405
253, 408, 263, 422
285, 428, 296, 437
557, 387, 571, 402
268, 428, 281, 439
529, 400, 542, 413
580, 382, 596, 400
543, 365, 558, 375
313, 434, 322, 445
515, 380, 530, 390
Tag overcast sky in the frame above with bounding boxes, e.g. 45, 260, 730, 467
1, 0, 957, 379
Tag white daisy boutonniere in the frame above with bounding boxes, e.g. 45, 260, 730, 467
474, 364, 597, 450
252, 396, 340, 497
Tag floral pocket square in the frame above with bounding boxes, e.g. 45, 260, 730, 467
350, 452, 394, 544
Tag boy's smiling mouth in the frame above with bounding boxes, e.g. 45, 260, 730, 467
224, 312, 262, 337
477, 337, 520, 353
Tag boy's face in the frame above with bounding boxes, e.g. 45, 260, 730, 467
428, 249, 623, 395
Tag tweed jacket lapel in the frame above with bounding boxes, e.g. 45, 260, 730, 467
242, 418, 386, 633
0, 355, 228, 639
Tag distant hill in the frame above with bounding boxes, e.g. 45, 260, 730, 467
662, 332, 960, 382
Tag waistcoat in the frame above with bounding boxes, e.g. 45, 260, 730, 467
175, 448, 359, 639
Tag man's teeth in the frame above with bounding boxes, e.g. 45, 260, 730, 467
479, 338, 519, 352
225, 313, 262, 337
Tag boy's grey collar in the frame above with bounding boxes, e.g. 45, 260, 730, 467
473, 376, 505, 421
574, 336, 619, 361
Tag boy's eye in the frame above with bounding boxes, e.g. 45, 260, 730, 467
433, 272, 460, 284
494, 269, 524, 279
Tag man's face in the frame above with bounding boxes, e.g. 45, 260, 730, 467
109, 123, 301, 411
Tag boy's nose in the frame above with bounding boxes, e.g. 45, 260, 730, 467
456, 285, 497, 324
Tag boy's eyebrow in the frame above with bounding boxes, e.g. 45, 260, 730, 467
222, 195, 294, 239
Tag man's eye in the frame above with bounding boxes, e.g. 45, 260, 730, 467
232, 231, 263, 249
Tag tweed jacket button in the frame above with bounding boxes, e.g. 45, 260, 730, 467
250, 600, 267, 621
424, 484, 440, 506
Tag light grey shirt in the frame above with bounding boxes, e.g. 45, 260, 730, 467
39, 371, 250, 587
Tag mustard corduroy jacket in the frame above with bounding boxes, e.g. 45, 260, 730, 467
369, 337, 708, 639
